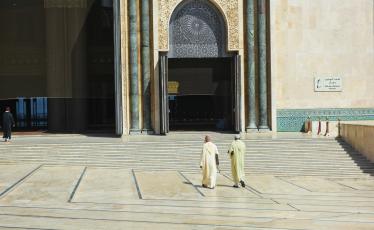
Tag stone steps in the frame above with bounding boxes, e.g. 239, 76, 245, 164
0, 137, 373, 177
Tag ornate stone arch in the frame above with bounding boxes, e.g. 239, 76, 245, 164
168, 0, 229, 58
158, 0, 239, 51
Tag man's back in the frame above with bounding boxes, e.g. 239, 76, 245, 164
228, 138, 246, 187
2, 112, 14, 126
230, 140, 245, 156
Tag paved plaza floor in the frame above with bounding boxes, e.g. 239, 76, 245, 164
0, 134, 373, 229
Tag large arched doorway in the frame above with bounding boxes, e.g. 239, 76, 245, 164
159, 0, 241, 133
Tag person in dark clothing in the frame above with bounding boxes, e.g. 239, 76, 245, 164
2, 107, 15, 142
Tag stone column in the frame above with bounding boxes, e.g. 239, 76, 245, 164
246, 0, 257, 131
258, 0, 269, 130
113, 0, 123, 135
129, 0, 140, 133
141, 0, 152, 133
159, 53, 169, 135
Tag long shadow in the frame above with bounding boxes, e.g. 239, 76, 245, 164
336, 137, 374, 177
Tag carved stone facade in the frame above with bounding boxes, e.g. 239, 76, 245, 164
169, 0, 228, 58
158, 0, 239, 51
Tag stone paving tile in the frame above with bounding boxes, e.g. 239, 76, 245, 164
245, 175, 311, 195
135, 171, 203, 200
292, 203, 374, 213
72, 167, 139, 203
321, 213, 374, 222
266, 193, 374, 202
0, 161, 373, 229
182, 173, 260, 198
274, 198, 374, 207
330, 178, 374, 191
276, 176, 354, 193
0, 166, 84, 205
0, 216, 222, 230
0, 205, 373, 230
0, 164, 40, 195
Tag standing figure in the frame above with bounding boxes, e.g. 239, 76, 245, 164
228, 135, 246, 188
200, 135, 218, 189
2, 107, 15, 142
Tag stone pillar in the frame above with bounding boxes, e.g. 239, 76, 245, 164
258, 0, 269, 130
129, 0, 140, 133
113, 0, 123, 135
159, 53, 169, 135
141, 0, 152, 133
246, 0, 257, 131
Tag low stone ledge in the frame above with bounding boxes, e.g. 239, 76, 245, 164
341, 123, 374, 163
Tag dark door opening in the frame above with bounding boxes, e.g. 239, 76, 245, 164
168, 58, 233, 131
0, 0, 116, 134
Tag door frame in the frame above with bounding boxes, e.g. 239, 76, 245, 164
232, 53, 241, 133
159, 53, 241, 134
113, 0, 123, 135
159, 52, 169, 135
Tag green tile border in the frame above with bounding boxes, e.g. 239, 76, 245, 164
277, 108, 374, 132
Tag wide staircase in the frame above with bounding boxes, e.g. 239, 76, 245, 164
0, 135, 373, 177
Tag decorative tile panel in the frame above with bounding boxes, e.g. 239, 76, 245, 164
277, 108, 374, 132
158, 0, 239, 51
169, 0, 228, 58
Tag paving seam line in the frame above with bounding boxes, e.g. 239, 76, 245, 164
0, 164, 44, 199
68, 167, 87, 203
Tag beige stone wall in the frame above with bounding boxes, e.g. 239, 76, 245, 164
341, 124, 374, 163
270, 0, 374, 109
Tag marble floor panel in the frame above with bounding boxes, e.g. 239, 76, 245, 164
330, 178, 374, 191
0, 163, 373, 229
273, 197, 374, 207
0, 166, 84, 205
0, 164, 40, 195
245, 175, 311, 195
182, 172, 260, 198
321, 213, 374, 222
72, 167, 139, 203
0, 205, 373, 230
278, 176, 355, 193
291, 203, 374, 213
134, 171, 203, 200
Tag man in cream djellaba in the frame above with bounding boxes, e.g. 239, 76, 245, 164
200, 135, 219, 189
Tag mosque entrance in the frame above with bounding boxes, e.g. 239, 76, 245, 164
168, 58, 233, 131
159, 0, 241, 134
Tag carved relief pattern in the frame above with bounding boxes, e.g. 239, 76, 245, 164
169, 0, 226, 58
158, 0, 239, 51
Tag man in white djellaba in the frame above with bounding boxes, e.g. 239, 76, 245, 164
200, 135, 219, 189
